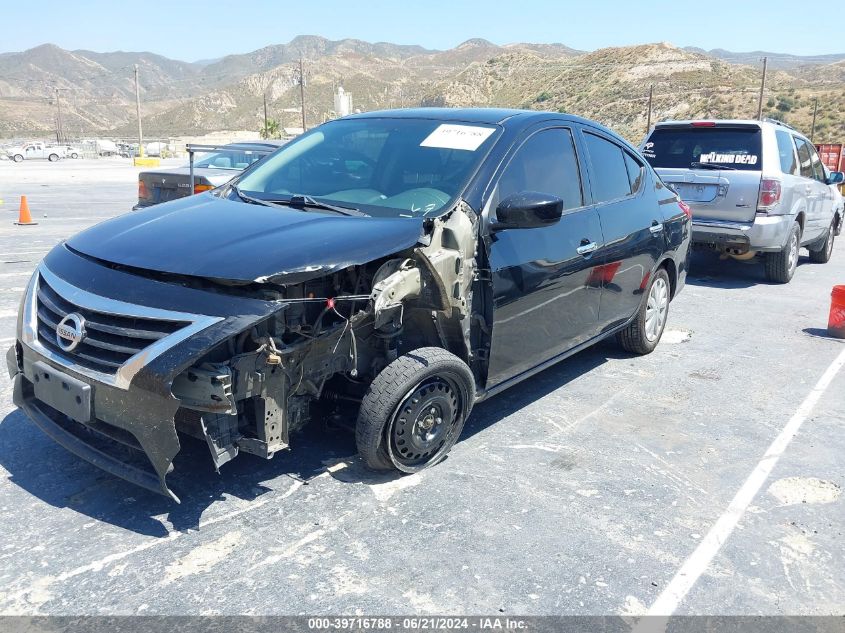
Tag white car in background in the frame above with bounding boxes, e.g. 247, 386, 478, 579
63, 146, 82, 159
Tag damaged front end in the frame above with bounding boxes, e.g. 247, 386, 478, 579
8, 203, 484, 500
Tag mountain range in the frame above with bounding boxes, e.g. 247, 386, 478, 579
1, 35, 843, 144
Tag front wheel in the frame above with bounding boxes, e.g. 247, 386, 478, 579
619, 267, 671, 355
809, 220, 835, 264
765, 221, 801, 283
12, 154, 23, 163
356, 347, 475, 473
70, 152, 79, 159
48, 153, 59, 162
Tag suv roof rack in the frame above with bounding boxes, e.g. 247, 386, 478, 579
762, 117, 797, 132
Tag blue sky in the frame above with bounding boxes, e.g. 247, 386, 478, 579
3, 0, 839, 60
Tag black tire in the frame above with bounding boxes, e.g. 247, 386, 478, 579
70, 153, 79, 159
48, 153, 59, 162
356, 347, 475, 473
808, 220, 835, 264
619, 267, 671, 355
12, 154, 23, 163
765, 221, 801, 283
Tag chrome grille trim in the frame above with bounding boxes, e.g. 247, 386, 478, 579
22, 263, 223, 389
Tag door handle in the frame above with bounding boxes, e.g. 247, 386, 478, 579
649, 221, 664, 234
576, 241, 598, 256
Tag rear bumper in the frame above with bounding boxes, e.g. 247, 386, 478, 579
691, 214, 793, 252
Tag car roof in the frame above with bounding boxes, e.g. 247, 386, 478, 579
652, 118, 810, 141
340, 107, 633, 148
223, 140, 287, 149
343, 107, 612, 134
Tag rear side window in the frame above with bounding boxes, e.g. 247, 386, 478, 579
794, 138, 814, 179
808, 144, 826, 182
624, 151, 644, 193
642, 126, 762, 171
584, 132, 631, 202
775, 130, 798, 175
497, 128, 583, 211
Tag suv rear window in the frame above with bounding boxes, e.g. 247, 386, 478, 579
642, 126, 763, 171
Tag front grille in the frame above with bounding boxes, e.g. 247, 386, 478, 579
35, 273, 188, 375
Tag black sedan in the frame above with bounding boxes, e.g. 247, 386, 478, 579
6, 108, 690, 500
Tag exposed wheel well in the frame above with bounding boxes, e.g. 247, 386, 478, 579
659, 258, 678, 299
796, 212, 806, 234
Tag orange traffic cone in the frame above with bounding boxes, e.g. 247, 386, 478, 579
14, 195, 37, 226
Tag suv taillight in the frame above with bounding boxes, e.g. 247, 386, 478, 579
678, 200, 692, 219
758, 178, 781, 209
138, 179, 149, 199
193, 183, 214, 195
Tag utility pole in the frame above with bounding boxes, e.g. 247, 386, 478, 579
810, 98, 819, 142
56, 88, 65, 145
263, 92, 269, 137
756, 56, 768, 121
134, 64, 144, 158
646, 84, 654, 134
298, 56, 306, 132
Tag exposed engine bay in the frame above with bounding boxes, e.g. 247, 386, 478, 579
169, 204, 482, 473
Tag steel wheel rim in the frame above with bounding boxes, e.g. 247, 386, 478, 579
386, 374, 465, 471
788, 232, 799, 273
645, 277, 669, 342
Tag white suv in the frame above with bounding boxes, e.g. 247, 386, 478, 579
641, 119, 843, 283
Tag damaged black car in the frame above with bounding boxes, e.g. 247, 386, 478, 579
6, 108, 690, 501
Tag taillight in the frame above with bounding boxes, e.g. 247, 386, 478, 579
138, 179, 149, 199
193, 183, 214, 195
678, 200, 692, 219
758, 178, 782, 209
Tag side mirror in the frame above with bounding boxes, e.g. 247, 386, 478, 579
827, 171, 844, 185
494, 192, 564, 230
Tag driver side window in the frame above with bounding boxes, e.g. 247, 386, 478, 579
497, 128, 583, 211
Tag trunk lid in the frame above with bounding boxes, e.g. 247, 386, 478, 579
643, 123, 763, 223
138, 168, 238, 205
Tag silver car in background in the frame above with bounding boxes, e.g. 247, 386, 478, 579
641, 119, 843, 282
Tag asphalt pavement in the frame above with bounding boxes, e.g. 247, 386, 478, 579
0, 158, 842, 617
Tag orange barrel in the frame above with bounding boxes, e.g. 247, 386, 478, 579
829, 285, 845, 339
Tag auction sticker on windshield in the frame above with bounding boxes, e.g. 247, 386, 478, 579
420, 124, 495, 151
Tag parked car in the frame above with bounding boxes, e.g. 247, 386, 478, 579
6, 108, 690, 500
63, 146, 82, 159
133, 140, 285, 209
5, 142, 64, 162
641, 119, 843, 282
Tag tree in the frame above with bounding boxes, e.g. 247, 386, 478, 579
261, 118, 281, 139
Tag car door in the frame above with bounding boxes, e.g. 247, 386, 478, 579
807, 141, 835, 239
484, 126, 604, 387
580, 130, 661, 331
793, 137, 826, 240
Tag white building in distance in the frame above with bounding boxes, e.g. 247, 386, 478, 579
334, 86, 353, 118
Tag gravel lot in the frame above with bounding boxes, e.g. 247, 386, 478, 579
0, 158, 843, 617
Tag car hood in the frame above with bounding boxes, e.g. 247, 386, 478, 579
66, 194, 426, 285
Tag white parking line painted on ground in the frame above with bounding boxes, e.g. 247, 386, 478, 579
0, 310, 19, 319
636, 346, 845, 625
0, 272, 33, 278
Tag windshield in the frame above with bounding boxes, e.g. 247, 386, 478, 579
193, 149, 268, 170
642, 127, 763, 171
234, 117, 499, 218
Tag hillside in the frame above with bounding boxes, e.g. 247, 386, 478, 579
1, 36, 844, 144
